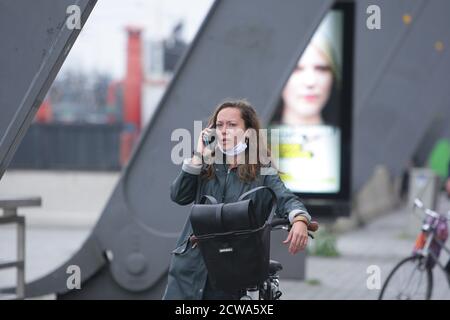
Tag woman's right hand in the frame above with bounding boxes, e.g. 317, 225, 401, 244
192, 126, 215, 165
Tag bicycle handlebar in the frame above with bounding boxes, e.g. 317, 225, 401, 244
270, 218, 290, 228
413, 198, 449, 220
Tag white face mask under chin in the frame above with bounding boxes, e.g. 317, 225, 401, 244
218, 141, 247, 156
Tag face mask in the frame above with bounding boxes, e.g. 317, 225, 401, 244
218, 140, 247, 156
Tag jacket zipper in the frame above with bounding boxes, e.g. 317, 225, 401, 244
222, 166, 231, 202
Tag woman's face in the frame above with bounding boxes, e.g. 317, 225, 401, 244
215, 107, 246, 151
282, 43, 333, 122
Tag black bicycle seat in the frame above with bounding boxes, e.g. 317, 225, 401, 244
269, 259, 283, 274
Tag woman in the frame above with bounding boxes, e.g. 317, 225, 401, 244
163, 99, 312, 300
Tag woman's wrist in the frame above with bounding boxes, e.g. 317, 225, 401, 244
292, 215, 309, 227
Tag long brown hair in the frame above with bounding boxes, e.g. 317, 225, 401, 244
202, 99, 272, 182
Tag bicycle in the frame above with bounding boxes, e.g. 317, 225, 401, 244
190, 185, 319, 301
378, 198, 450, 300
239, 218, 319, 300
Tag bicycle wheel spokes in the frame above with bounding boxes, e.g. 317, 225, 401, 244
398, 260, 427, 297
379, 255, 433, 300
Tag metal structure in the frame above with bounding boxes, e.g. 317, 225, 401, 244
1, 0, 450, 298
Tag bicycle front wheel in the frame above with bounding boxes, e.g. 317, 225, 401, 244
379, 254, 433, 300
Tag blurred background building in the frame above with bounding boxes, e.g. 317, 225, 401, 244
9, 0, 211, 171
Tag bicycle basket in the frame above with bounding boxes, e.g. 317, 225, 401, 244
190, 186, 277, 293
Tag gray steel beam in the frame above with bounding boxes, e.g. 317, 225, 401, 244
0, 0, 97, 179
352, 0, 450, 191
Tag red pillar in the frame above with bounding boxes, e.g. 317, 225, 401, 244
123, 27, 143, 132
35, 97, 53, 123
121, 27, 143, 166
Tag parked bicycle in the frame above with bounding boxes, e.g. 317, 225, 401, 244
378, 199, 450, 300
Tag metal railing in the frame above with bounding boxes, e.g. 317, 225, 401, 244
0, 196, 41, 299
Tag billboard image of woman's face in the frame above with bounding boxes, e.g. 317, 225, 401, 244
271, 11, 344, 194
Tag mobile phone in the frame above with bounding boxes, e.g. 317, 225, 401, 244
203, 135, 210, 146
202, 125, 215, 146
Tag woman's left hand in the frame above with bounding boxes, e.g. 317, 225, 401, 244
283, 221, 308, 254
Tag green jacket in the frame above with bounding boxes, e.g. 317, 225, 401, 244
162, 159, 310, 300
